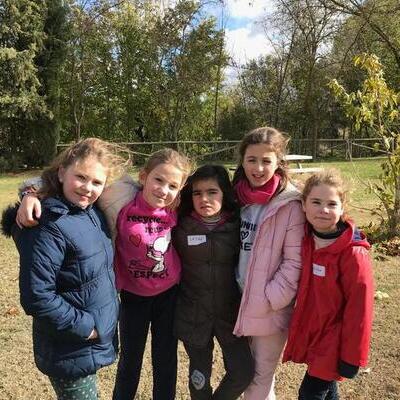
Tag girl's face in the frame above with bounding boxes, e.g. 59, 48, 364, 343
192, 178, 223, 219
302, 184, 344, 233
58, 156, 108, 208
139, 163, 183, 209
242, 144, 279, 188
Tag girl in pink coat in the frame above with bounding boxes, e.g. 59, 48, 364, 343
232, 127, 306, 399
283, 170, 374, 399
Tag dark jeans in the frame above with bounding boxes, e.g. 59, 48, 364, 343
299, 372, 339, 400
184, 336, 254, 400
112, 286, 178, 400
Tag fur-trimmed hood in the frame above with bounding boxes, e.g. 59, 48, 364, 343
1, 203, 20, 239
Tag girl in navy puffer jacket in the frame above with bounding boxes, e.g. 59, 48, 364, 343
1, 138, 128, 400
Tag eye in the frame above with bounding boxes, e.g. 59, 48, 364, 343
169, 184, 178, 190
208, 190, 218, 195
192, 191, 200, 197
328, 202, 338, 207
155, 177, 162, 183
76, 174, 86, 180
93, 180, 104, 186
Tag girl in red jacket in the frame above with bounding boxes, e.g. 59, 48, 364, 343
283, 169, 374, 400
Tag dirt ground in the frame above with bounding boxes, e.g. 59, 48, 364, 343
1, 232, 399, 400
0, 165, 399, 399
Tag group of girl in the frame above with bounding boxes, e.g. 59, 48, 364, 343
1, 126, 374, 400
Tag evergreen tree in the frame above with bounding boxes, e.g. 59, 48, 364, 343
0, 0, 68, 168
20, 0, 69, 166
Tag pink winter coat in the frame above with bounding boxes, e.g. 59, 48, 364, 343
234, 184, 305, 337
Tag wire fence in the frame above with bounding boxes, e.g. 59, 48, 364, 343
57, 137, 393, 164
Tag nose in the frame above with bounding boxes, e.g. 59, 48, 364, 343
82, 182, 93, 193
255, 162, 263, 171
321, 205, 329, 213
159, 184, 168, 195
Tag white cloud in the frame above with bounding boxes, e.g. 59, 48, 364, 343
225, 25, 273, 65
223, 23, 275, 84
207, 0, 277, 83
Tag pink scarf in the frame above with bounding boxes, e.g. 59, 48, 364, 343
235, 174, 281, 206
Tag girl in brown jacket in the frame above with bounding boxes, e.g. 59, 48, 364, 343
173, 165, 254, 400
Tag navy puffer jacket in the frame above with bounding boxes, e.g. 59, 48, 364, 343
9, 197, 119, 379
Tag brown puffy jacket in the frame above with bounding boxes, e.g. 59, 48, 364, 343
173, 213, 241, 347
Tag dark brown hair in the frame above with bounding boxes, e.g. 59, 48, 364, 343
178, 164, 238, 217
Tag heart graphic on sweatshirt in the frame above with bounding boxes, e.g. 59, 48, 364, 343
129, 234, 142, 247
240, 231, 250, 241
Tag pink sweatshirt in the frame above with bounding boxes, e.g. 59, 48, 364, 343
114, 191, 181, 296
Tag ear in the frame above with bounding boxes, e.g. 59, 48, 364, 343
138, 170, 147, 185
301, 199, 306, 213
58, 167, 65, 183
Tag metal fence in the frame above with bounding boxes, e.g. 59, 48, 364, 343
57, 137, 392, 163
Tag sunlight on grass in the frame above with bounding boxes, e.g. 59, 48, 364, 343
1, 159, 398, 399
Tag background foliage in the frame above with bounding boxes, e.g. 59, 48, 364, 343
0, 0, 399, 166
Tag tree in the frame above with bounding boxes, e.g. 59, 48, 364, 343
329, 53, 400, 237
152, 0, 227, 141
320, 0, 400, 87
0, 0, 47, 167
22, 0, 69, 165
0, 0, 68, 167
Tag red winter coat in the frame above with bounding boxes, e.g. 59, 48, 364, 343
282, 220, 374, 381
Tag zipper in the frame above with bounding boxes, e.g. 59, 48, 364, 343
210, 231, 215, 320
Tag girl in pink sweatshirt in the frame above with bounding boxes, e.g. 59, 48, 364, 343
111, 149, 191, 400
232, 127, 305, 400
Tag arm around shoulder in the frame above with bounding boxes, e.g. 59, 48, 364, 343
97, 174, 139, 239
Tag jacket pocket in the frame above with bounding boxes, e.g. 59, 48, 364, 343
91, 297, 119, 344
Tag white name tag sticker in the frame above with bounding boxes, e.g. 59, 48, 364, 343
313, 263, 326, 277
187, 235, 207, 246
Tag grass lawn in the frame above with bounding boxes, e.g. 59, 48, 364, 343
0, 159, 398, 399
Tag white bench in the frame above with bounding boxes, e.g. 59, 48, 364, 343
285, 155, 322, 174
228, 155, 322, 174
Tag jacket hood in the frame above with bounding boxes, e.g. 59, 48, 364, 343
259, 181, 302, 220
1, 203, 19, 238
0, 197, 91, 239
42, 196, 93, 215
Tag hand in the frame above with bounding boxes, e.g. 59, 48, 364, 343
87, 328, 98, 340
16, 194, 42, 228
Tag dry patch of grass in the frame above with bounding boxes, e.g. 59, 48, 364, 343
1, 165, 399, 399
